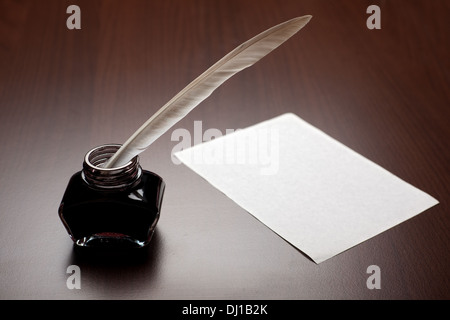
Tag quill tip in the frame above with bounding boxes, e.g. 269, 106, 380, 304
286, 15, 312, 30
298, 15, 313, 24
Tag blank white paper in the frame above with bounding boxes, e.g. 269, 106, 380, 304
174, 113, 439, 263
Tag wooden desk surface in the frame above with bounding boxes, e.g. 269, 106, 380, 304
0, 0, 449, 300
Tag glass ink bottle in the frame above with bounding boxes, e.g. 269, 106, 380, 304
58, 144, 165, 249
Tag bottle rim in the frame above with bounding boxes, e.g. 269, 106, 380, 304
82, 144, 142, 190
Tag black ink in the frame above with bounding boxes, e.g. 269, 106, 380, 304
59, 145, 165, 249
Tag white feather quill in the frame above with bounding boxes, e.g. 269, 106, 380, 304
104, 15, 312, 168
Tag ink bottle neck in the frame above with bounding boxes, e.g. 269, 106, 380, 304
81, 144, 142, 191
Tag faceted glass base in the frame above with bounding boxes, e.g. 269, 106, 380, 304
59, 170, 165, 249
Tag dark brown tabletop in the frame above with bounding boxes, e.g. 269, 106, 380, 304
0, 0, 449, 300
